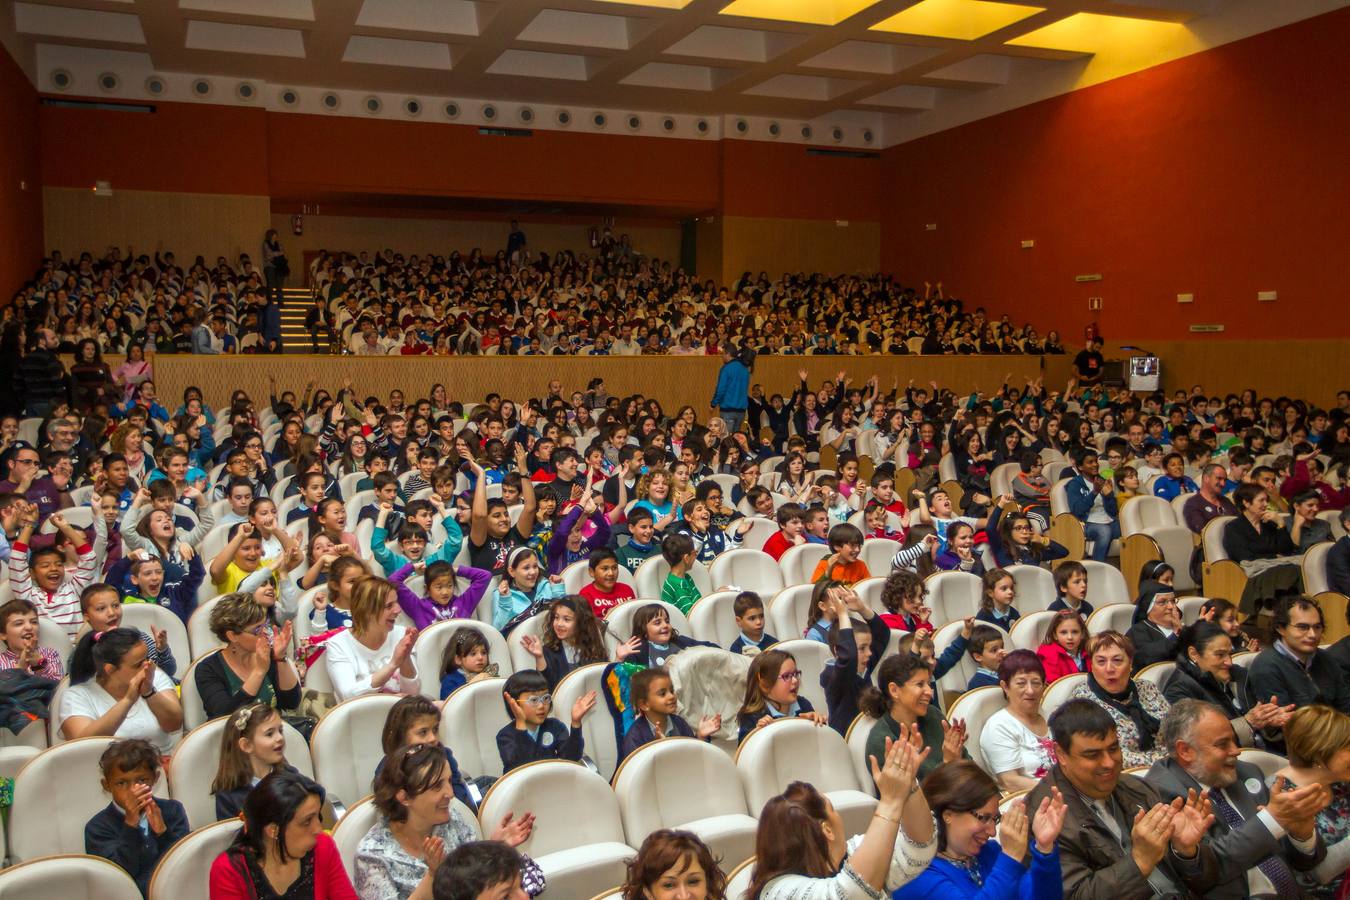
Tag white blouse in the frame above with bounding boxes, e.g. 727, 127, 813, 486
323, 627, 419, 701
59, 669, 181, 753
758, 821, 936, 900
979, 707, 1054, 780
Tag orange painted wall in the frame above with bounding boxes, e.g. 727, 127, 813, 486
880, 8, 1350, 340
0, 47, 43, 293
720, 140, 880, 222
39, 101, 270, 194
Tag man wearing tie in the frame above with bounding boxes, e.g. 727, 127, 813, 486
1148, 699, 1329, 899
1027, 699, 1221, 899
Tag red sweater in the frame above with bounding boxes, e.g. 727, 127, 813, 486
208, 833, 356, 900
1038, 642, 1091, 684
762, 530, 800, 561
580, 581, 636, 619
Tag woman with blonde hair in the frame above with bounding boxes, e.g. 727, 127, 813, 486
323, 576, 419, 701
1274, 704, 1350, 897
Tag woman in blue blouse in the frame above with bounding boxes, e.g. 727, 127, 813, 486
894, 760, 1066, 900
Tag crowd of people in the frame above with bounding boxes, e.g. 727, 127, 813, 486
0, 309, 1349, 899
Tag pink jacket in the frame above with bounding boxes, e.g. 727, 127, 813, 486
1038, 641, 1090, 684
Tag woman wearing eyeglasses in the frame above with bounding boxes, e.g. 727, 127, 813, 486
194, 592, 300, 721
893, 760, 1067, 900
736, 649, 828, 743
1125, 579, 1183, 671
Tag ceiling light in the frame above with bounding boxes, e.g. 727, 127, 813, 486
1006, 12, 1186, 53
871, 0, 1043, 41
720, 0, 882, 28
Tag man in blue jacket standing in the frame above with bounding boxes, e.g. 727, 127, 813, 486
711, 347, 752, 435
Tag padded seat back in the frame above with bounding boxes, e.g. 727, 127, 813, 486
147, 819, 241, 900
0, 855, 142, 900
778, 544, 830, 587
611, 738, 749, 847
440, 676, 509, 779
735, 718, 862, 814
946, 685, 1007, 773
767, 584, 816, 641
1005, 564, 1055, 614
479, 760, 627, 856
310, 694, 401, 806
412, 619, 511, 698
709, 549, 786, 596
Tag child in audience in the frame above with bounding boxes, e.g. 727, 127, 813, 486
659, 532, 701, 615
390, 558, 492, 628
674, 497, 750, 564
286, 471, 328, 524
814, 475, 853, 525
111, 552, 205, 624
810, 523, 870, 585
1047, 560, 1094, 617
210, 703, 314, 821
210, 521, 269, 595
547, 491, 615, 575
819, 584, 890, 734
745, 485, 777, 518
879, 568, 934, 634
492, 547, 566, 631
965, 624, 1007, 690
85, 738, 189, 896
803, 577, 841, 644
869, 470, 909, 520
618, 666, 721, 762
309, 498, 359, 554
899, 618, 975, 685
628, 603, 717, 667
736, 648, 826, 742
440, 626, 495, 699
975, 567, 1021, 628
379, 694, 477, 810
0, 598, 65, 679
760, 503, 806, 560
910, 487, 985, 553
496, 669, 596, 773
81, 583, 176, 675
1037, 609, 1089, 683
802, 506, 831, 545
863, 501, 906, 541
1200, 596, 1259, 652
9, 507, 105, 639
578, 547, 635, 618
614, 507, 660, 573
1010, 449, 1052, 528
520, 595, 615, 688
934, 521, 985, 574
729, 591, 777, 656
358, 470, 406, 530
308, 555, 367, 632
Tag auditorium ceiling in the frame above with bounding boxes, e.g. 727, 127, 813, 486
2, 0, 1345, 146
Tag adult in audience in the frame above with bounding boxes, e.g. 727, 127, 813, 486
1247, 596, 1350, 714
1070, 631, 1171, 767
1072, 338, 1106, 386
1025, 699, 1220, 899
325, 575, 420, 701
744, 729, 937, 899
710, 347, 751, 436
16, 327, 70, 418
209, 769, 356, 899
863, 652, 966, 784
894, 759, 1066, 900
1064, 448, 1119, 563
432, 841, 531, 900
1223, 482, 1302, 614
262, 228, 288, 305
1325, 507, 1350, 596
1164, 621, 1291, 748
60, 626, 183, 752
1272, 704, 1350, 897
194, 592, 301, 720
355, 745, 541, 900
979, 650, 1054, 791
1127, 580, 1182, 670
1147, 698, 1328, 899
618, 829, 727, 900
1181, 464, 1237, 534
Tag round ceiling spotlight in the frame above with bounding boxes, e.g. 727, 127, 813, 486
50, 69, 73, 91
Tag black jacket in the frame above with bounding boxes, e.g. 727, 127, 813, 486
85, 799, 190, 896
1127, 620, 1179, 671
16, 347, 70, 411
821, 615, 890, 735
1246, 644, 1350, 715
496, 717, 583, 773
1222, 515, 1295, 563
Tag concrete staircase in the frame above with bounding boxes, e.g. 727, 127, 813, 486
279, 287, 329, 354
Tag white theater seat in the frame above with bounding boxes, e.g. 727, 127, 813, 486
736, 517, 779, 552
860, 539, 901, 576
1086, 603, 1134, 636
931, 620, 1008, 710
687, 589, 743, 646
439, 676, 509, 780
10, 737, 144, 861
603, 600, 690, 657
168, 716, 314, 829
98, 604, 192, 672
552, 663, 618, 779
924, 571, 982, 625
947, 685, 1007, 773
1005, 564, 1056, 614
0, 855, 143, 900
726, 857, 756, 899
1009, 609, 1056, 652
735, 717, 877, 836
844, 713, 880, 799
147, 818, 241, 900
1040, 673, 1089, 720
768, 639, 832, 716
612, 738, 758, 869
852, 576, 889, 617
634, 555, 711, 602
1134, 661, 1176, 692
478, 761, 635, 900
1082, 560, 1131, 608
709, 549, 786, 596
412, 619, 512, 698
1237, 748, 1288, 783
767, 584, 816, 641
310, 694, 402, 808
177, 656, 211, 732
778, 543, 830, 586
186, 597, 226, 661
1120, 496, 1179, 538
508, 612, 547, 674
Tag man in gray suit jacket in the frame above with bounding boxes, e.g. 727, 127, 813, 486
1148, 699, 1329, 899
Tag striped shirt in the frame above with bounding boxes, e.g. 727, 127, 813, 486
0, 646, 65, 680
9, 521, 105, 640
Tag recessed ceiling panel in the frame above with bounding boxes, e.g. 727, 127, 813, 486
14, 3, 145, 43
622, 62, 728, 90
871, 0, 1043, 40
343, 35, 453, 70
801, 40, 942, 74
519, 10, 634, 51
744, 73, 865, 100
921, 53, 1010, 86
185, 20, 305, 57
719, 0, 883, 28
665, 25, 770, 62
487, 49, 592, 80
858, 84, 937, 109
178, 0, 315, 20
356, 0, 481, 36
1007, 11, 1186, 52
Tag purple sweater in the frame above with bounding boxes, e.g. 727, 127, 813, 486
547, 506, 611, 575
389, 562, 493, 629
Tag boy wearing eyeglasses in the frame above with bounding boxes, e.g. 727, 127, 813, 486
495, 670, 597, 773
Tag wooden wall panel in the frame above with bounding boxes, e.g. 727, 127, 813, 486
147, 353, 1061, 413
0, 43, 42, 293
43, 188, 271, 265
270, 214, 681, 268
720, 216, 881, 284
